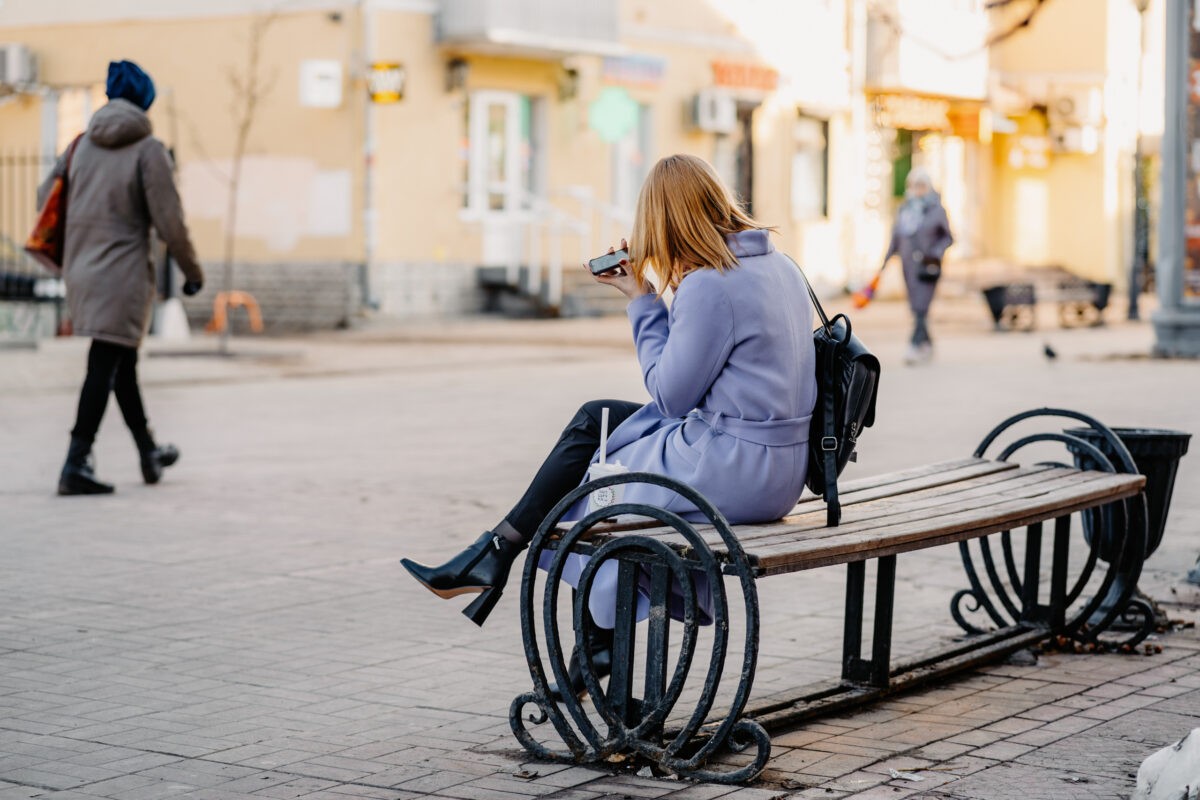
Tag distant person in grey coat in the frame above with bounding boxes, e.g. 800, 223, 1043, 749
882, 167, 953, 365
38, 60, 204, 496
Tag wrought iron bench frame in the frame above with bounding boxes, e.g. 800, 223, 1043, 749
508, 409, 1150, 783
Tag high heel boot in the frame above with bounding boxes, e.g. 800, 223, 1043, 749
58, 437, 115, 496
549, 599, 614, 702
400, 531, 526, 626
131, 427, 179, 485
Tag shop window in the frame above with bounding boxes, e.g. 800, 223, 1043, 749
714, 103, 756, 214
791, 114, 828, 220
611, 104, 652, 216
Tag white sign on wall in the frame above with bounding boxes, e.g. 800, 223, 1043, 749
299, 59, 343, 109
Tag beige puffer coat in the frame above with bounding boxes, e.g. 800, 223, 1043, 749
38, 99, 203, 347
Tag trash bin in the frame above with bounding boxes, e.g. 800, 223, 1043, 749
1065, 427, 1191, 560
1065, 427, 1191, 625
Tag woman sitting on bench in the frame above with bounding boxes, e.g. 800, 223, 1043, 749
401, 154, 817, 695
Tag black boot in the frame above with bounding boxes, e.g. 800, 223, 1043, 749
132, 428, 179, 485
550, 607, 614, 702
400, 531, 526, 626
58, 437, 115, 496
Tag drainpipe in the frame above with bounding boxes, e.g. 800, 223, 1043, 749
360, 0, 379, 311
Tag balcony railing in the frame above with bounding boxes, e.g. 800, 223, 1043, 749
436, 0, 621, 57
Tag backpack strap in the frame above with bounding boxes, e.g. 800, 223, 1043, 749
782, 253, 845, 527
821, 339, 840, 527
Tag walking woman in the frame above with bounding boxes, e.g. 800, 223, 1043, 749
401, 154, 817, 692
882, 167, 953, 365
40, 61, 205, 495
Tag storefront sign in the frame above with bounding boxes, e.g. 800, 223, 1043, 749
602, 55, 665, 88
368, 62, 406, 104
588, 86, 639, 143
711, 60, 778, 92
871, 94, 951, 131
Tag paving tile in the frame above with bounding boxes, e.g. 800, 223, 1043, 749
966, 742, 1034, 761
928, 762, 1129, 800
942, 730, 1006, 748
1, 327, 1199, 800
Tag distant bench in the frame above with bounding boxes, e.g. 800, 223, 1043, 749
508, 409, 1149, 783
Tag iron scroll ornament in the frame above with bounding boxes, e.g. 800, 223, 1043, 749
952, 408, 1153, 649
509, 471, 770, 784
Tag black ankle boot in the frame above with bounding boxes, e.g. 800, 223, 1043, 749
140, 444, 179, 485
400, 531, 526, 626
550, 613, 614, 702
132, 428, 179, 485
58, 437, 115, 496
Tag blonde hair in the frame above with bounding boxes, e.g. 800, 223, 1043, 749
628, 154, 770, 292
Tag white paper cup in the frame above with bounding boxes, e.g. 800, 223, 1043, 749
585, 462, 628, 516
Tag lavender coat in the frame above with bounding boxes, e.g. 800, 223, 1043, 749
550, 229, 817, 627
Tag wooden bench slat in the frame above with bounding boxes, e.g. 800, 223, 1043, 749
577, 469, 1142, 574
590, 464, 1067, 552
726, 465, 1069, 546
790, 457, 1017, 507
752, 472, 1143, 572
565, 458, 1013, 539
723, 466, 1100, 550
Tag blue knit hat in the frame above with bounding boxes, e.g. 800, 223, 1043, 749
106, 60, 156, 111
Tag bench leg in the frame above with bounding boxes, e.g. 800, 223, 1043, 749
607, 560, 639, 729
1018, 522, 1043, 623
842, 556, 896, 688
509, 472, 769, 785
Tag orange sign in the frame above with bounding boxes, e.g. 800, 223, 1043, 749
711, 60, 778, 92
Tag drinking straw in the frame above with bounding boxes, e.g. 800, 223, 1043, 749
599, 406, 609, 465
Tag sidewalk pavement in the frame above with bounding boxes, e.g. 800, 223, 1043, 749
1, 294, 1198, 800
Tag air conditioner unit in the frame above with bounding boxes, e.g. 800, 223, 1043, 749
0, 44, 37, 87
690, 89, 736, 134
1048, 86, 1102, 128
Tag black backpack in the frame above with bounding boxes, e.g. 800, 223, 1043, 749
789, 258, 881, 526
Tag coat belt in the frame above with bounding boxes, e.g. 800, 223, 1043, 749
692, 409, 812, 447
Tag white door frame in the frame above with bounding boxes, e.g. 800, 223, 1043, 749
467, 90, 526, 270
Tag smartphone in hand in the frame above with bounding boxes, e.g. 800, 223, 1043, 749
588, 249, 629, 275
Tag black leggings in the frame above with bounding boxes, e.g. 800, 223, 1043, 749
911, 312, 931, 346
504, 399, 643, 539
71, 339, 152, 450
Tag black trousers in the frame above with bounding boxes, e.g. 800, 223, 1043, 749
504, 399, 643, 539
71, 339, 153, 450
911, 312, 931, 346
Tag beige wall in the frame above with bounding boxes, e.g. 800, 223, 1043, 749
0, 9, 365, 264
988, 0, 1145, 284
3, 0, 860, 302
992, 0, 1109, 75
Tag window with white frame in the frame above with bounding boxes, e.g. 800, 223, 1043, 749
791, 113, 828, 221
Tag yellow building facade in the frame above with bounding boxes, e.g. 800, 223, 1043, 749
988, 0, 1162, 286
11, 0, 1141, 324
0, 0, 867, 323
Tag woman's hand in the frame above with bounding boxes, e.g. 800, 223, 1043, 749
585, 238, 652, 300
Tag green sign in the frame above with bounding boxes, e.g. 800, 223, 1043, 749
588, 87, 639, 143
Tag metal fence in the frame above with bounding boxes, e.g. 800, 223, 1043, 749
1, 150, 55, 279
1, 150, 65, 342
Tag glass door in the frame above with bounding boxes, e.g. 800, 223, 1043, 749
467, 90, 534, 268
